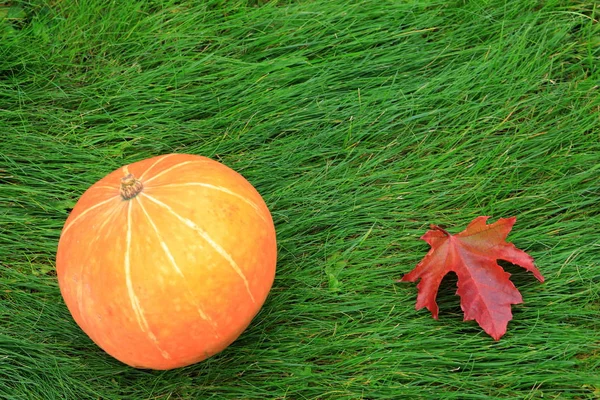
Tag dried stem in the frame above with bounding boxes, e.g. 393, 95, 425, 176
120, 173, 144, 200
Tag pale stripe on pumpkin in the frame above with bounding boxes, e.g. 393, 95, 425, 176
92, 185, 119, 191
125, 201, 172, 360
142, 193, 256, 304
137, 197, 217, 328
143, 160, 210, 185
139, 154, 178, 181
62, 196, 119, 236
158, 182, 267, 222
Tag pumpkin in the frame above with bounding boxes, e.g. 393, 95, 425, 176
56, 153, 277, 370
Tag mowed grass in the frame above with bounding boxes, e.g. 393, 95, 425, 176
1, 0, 599, 398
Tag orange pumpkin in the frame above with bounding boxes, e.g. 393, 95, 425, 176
56, 154, 277, 370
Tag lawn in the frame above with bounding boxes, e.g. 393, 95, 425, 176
1, 0, 599, 398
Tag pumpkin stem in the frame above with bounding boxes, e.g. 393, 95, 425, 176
120, 173, 144, 200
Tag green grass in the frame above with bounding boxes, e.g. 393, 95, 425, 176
1, 0, 599, 398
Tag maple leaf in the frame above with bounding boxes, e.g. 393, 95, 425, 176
401, 216, 544, 340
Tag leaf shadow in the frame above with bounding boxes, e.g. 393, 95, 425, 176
434, 261, 542, 316
436, 272, 462, 317
498, 260, 544, 286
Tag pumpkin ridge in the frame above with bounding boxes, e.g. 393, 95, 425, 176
158, 182, 267, 222
137, 197, 218, 332
125, 201, 171, 360
72, 199, 123, 330
143, 160, 211, 185
92, 185, 119, 191
139, 154, 178, 181
142, 193, 257, 304
62, 196, 119, 236
75, 272, 85, 328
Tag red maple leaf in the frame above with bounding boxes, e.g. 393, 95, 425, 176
401, 216, 544, 340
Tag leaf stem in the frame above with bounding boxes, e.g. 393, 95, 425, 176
431, 224, 450, 236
